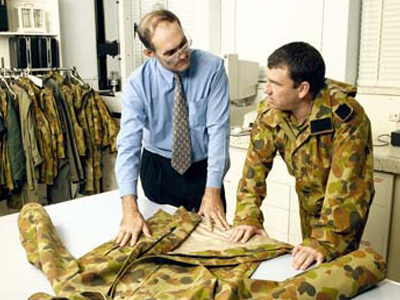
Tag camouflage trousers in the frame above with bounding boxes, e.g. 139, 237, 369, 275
18, 203, 385, 300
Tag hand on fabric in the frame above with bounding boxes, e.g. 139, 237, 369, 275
291, 244, 325, 270
198, 187, 230, 232
116, 195, 151, 247
228, 225, 268, 243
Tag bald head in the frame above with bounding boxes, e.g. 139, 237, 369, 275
136, 10, 182, 50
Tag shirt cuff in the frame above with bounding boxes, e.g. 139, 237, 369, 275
206, 172, 223, 188
118, 182, 137, 198
233, 215, 263, 229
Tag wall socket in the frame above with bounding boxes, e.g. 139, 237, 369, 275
388, 112, 400, 122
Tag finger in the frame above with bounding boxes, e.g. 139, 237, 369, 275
292, 245, 302, 257
300, 255, 315, 271
257, 229, 267, 237
292, 251, 307, 270
204, 215, 213, 232
198, 208, 204, 216
142, 223, 152, 237
218, 214, 230, 230
230, 229, 243, 242
212, 208, 229, 230
213, 214, 227, 231
233, 230, 245, 242
119, 231, 132, 247
115, 230, 124, 244
239, 229, 253, 243
316, 254, 324, 266
129, 231, 140, 247
228, 228, 240, 240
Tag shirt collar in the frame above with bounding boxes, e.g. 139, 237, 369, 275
272, 84, 334, 135
309, 84, 333, 123
156, 59, 175, 86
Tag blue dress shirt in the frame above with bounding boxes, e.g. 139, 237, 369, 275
116, 49, 230, 197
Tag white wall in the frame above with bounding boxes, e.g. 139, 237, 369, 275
224, 0, 400, 139
358, 94, 400, 138
59, 0, 98, 89
58, 0, 400, 138
221, 0, 324, 80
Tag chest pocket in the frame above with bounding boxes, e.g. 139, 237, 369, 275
188, 97, 207, 127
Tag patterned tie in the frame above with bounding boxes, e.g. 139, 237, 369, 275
171, 73, 191, 175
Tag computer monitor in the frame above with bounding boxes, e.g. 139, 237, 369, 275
224, 53, 259, 105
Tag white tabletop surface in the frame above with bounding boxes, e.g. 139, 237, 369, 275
0, 190, 398, 299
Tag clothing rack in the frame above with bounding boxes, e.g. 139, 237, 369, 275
0, 67, 119, 207
0, 66, 74, 74
0, 66, 87, 87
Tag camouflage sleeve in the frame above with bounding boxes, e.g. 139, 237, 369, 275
302, 99, 375, 261
233, 109, 277, 229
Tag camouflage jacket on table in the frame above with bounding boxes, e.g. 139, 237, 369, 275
234, 79, 375, 262
19, 203, 385, 300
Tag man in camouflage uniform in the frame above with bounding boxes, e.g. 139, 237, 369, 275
230, 42, 375, 271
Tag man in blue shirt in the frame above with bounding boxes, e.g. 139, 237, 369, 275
115, 10, 230, 247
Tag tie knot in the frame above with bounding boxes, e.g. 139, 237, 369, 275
174, 73, 181, 83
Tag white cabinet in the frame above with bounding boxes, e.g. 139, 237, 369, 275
387, 176, 400, 282
360, 172, 394, 260
226, 146, 394, 260
225, 147, 293, 242
223, 147, 247, 224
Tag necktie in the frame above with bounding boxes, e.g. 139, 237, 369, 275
171, 73, 191, 175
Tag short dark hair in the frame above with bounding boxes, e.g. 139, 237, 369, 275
135, 10, 182, 51
267, 42, 326, 97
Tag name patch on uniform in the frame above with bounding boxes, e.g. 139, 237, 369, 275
335, 103, 353, 122
310, 117, 333, 135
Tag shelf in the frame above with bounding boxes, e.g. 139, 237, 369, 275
0, 32, 58, 37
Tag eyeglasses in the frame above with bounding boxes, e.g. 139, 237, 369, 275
160, 37, 192, 65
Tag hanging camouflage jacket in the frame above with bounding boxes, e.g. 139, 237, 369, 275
18, 202, 384, 300
17, 78, 55, 185
234, 79, 375, 262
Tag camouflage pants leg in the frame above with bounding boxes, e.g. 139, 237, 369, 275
18, 203, 81, 294
225, 248, 386, 300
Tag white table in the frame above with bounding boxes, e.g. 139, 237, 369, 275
0, 190, 399, 299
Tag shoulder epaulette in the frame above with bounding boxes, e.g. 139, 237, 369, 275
334, 102, 353, 122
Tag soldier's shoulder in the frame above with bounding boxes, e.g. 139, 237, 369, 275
325, 79, 367, 125
331, 94, 367, 126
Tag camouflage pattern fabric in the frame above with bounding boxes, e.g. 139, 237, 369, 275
234, 79, 375, 261
219, 248, 385, 300
71, 86, 119, 195
11, 83, 43, 192
0, 86, 26, 199
61, 84, 86, 156
17, 78, 55, 185
0, 87, 14, 191
38, 86, 66, 178
18, 203, 384, 300
94, 92, 119, 153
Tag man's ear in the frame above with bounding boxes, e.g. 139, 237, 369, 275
298, 81, 310, 99
143, 49, 155, 58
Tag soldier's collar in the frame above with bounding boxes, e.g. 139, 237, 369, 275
308, 87, 334, 135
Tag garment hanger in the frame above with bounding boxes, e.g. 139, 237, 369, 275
23, 68, 43, 88
0, 69, 17, 100
70, 67, 90, 89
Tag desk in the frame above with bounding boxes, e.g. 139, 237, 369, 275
0, 190, 399, 299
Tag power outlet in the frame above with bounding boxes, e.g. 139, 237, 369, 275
388, 112, 400, 122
